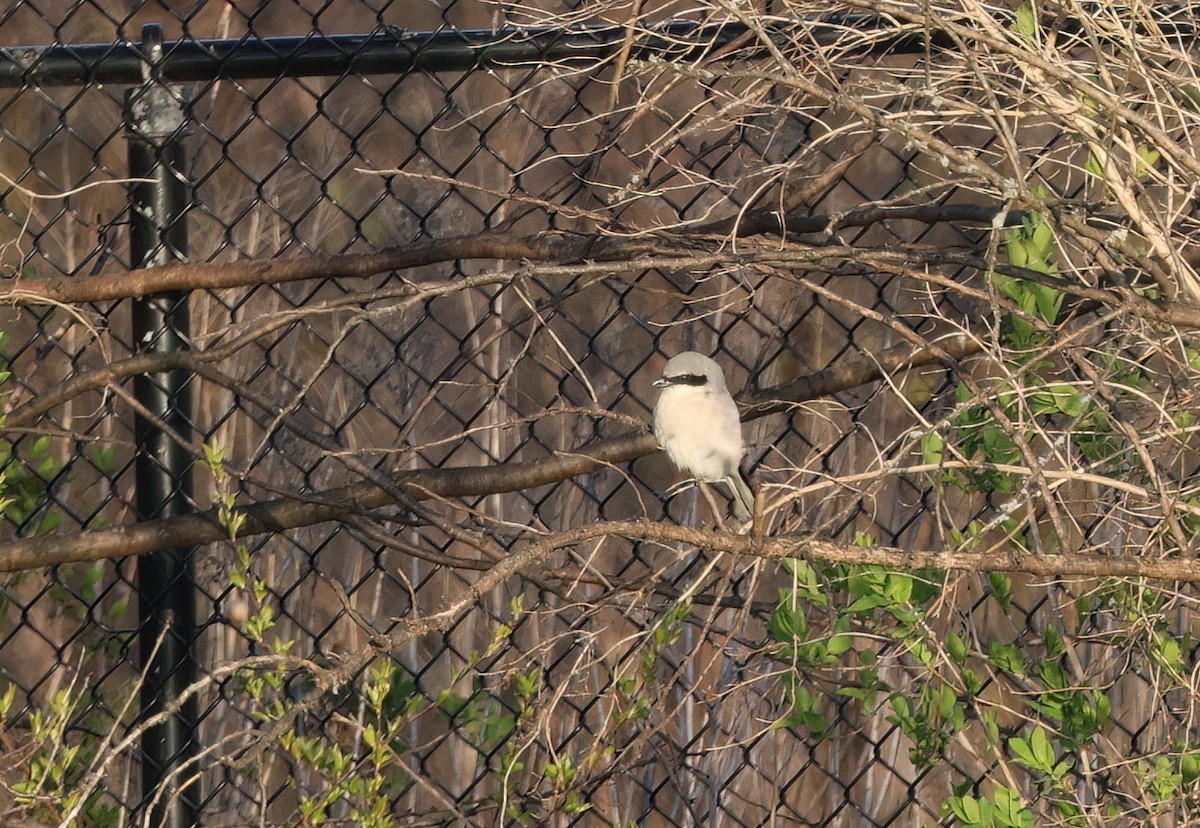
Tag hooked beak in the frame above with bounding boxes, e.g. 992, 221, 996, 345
652, 377, 669, 388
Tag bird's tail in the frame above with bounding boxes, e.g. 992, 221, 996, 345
727, 468, 756, 520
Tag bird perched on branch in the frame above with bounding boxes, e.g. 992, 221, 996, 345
652, 351, 755, 517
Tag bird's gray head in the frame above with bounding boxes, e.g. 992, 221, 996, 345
652, 351, 728, 392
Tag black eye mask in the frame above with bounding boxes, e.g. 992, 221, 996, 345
665, 373, 708, 386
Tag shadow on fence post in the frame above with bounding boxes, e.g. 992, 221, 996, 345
125, 23, 200, 828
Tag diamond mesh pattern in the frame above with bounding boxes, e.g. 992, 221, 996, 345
0, 1, 1192, 826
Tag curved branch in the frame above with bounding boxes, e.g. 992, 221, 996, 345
9, 352, 194, 429
610, 521, 1200, 582
743, 333, 981, 415
239, 514, 1200, 765
6, 269, 525, 429
3, 331, 1193, 582
696, 202, 1024, 238
9, 211, 1194, 573
0, 433, 655, 571
0, 332, 986, 571
2, 232, 592, 304
2, 203, 1020, 306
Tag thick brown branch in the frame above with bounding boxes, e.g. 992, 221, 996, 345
2, 232, 591, 303
8, 206, 1195, 575
742, 332, 982, 415
0, 332, 987, 571
0, 304, 1186, 583
615, 522, 1200, 582
235, 511, 1200, 773
2, 203, 1024, 306
0, 433, 656, 572
9, 352, 194, 429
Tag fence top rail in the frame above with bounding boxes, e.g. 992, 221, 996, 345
0, 15, 932, 88
0, 21, 744, 87
3, 10, 1195, 90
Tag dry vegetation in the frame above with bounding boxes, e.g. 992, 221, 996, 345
3, 0, 1200, 825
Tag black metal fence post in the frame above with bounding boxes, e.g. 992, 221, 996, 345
125, 23, 199, 828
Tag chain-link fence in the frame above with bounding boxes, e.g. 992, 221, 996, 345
1, 1, 1198, 826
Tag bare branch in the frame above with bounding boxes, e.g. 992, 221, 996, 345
0, 204, 1022, 305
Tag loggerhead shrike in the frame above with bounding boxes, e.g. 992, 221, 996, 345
652, 351, 755, 516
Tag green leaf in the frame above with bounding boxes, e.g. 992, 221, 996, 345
1036, 660, 1067, 690
1157, 635, 1183, 672
846, 594, 891, 614
1032, 283, 1062, 322
1176, 84, 1200, 112
1009, 726, 1070, 784
826, 634, 853, 656
921, 431, 945, 465
946, 632, 967, 665
886, 573, 913, 604
768, 591, 808, 643
1007, 314, 1037, 348
909, 639, 935, 668
203, 441, 226, 471
1044, 626, 1064, 659
1014, 0, 1037, 42
963, 669, 983, 697
32, 435, 52, 457
1004, 235, 1028, 269
1009, 735, 1038, 769
992, 786, 1034, 828
1049, 383, 1085, 417
936, 685, 959, 719
982, 711, 1001, 745
988, 572, 1013, 609
38, 511, 61, 534
949, 794, 993, 827
988, 641, 1025, 677
854, 532, 876, 548
1135, 143, 1161, 178
782, 558, 828, 606
1030, 221, 1054, 255
1030, 725, 1055, 767
1182, 752, 1200, 785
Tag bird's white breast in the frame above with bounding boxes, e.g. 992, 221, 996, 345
653, 386, 744, 481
